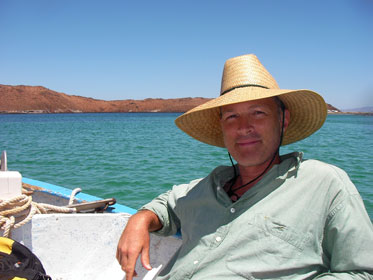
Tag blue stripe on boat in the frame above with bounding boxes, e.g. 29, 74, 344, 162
22, 177, 137, 215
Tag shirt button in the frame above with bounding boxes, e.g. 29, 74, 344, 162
216, 236, 222, 242
193, 260, 199, 265
230, 207, 236, 213
217, 186, 221, 191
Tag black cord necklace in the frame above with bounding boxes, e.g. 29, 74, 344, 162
226, 151, 278, 201
227, 109, 285, 201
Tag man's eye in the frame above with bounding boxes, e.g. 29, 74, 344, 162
254, 110, 265, 115
225, 114, 237, 120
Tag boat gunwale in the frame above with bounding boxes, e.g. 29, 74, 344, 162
22, 177, 137, 214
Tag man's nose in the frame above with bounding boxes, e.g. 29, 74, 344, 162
237, 116, 254, 135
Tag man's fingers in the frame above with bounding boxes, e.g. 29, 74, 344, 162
125, 268, 134, 280
116, 211, 159, 279
141, 247, 152, 270
124, 265, 138, 280
123, 258, 137, 280
116, 247, 122, 264
116, 245, 128, 270
123, 248, 140, 280
116, 245, 137, 279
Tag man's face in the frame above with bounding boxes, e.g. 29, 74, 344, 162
220, 97, 289, 168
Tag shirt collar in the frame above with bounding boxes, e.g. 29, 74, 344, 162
213, 151, 303, 204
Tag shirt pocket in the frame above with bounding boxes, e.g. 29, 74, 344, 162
226, 214, 311, 279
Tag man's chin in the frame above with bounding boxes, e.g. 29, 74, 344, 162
235, 153, 278, 168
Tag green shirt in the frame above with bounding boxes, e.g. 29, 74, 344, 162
142, 152, 373, 279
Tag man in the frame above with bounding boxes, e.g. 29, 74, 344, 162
117, 54, 373, 279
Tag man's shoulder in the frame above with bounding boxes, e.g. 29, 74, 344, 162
284, 152, 345, 173
283, 152, 356, 190
301, 158, 347, 178
299, 157, 360, 194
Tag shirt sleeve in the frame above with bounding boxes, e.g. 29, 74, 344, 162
140, 178, 203, 236
314, 271, 373, 279
317, 167, 373, 279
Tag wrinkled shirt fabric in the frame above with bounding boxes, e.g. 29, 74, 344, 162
141, 152, 373, 279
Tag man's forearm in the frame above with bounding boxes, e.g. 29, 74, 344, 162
132, 209, 163, 232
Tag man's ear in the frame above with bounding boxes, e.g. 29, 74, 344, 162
283, 109, 290, 133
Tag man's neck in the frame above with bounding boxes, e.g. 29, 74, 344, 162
236, 154, 281, 190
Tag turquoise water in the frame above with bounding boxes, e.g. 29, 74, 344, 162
1, 113, 372, 219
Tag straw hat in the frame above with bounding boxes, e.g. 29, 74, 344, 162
175, 54, 327, 147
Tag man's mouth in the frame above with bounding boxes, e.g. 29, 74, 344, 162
236, 138, 261, 146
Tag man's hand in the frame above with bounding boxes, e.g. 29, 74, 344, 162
116, 210, 162, 280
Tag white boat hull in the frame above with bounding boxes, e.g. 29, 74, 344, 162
1, 178, 181, 280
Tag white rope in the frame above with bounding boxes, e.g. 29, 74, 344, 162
69, 188, 82, 205
0, 194, 77, 238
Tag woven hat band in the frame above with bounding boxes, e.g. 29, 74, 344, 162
221, 84, 269, 96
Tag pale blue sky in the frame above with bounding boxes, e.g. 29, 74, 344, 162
1, 0, 372, 110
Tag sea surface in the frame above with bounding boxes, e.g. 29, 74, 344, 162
1, 113, 372, 219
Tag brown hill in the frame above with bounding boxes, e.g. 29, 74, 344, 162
327, 104, 340, 112
0, 84, 340, 114
0, 85, 211, 113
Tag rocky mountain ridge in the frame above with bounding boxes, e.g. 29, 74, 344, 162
0, 84, 210, 113
0, 84, 341, 114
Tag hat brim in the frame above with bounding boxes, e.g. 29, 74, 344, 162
175, 87, 327, 147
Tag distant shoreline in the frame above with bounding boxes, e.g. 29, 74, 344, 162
1, 111, 372, 116
1, 84, 372, 116
0, 111, 185, 114
328, 112, 373, 116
